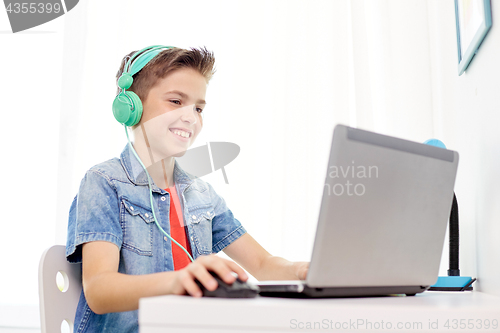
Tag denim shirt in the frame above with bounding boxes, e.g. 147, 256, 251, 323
66, 144, 246, 333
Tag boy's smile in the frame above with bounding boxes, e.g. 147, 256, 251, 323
169, 128, 192, 140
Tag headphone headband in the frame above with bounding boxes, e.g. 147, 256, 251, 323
124, 45, 175, 76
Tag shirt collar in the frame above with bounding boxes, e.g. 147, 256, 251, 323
120, 143, 194, 194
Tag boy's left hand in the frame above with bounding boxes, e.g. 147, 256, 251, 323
293, 261, 310, 280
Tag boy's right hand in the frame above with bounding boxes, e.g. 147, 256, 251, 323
169, 254, 248, 297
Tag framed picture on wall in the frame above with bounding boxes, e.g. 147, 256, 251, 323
455, 0, 492, 75
454, 0, 492, 75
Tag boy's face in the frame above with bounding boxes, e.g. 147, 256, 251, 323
135, 67, 207, 162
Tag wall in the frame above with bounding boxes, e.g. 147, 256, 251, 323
433, 0, 500, 297
423, 0, 500, 297
348, 0, 500, 296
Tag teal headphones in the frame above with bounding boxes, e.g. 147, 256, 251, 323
115, 45, 195, 263
112, 45, 175, 126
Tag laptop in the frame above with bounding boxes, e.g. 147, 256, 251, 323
257, 124, 459, 298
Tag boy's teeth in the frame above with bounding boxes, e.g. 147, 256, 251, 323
173, 130, 189, 138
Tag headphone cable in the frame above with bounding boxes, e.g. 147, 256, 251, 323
124, 124, 194, 262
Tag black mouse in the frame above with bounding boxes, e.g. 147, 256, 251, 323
194, 271, 259, 298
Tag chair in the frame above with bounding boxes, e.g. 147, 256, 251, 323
38, 245, 82, 333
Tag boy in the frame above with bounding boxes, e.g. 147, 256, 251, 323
66, 45, 309, 332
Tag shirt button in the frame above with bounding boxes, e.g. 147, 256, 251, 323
164, 236, 168, 241
145, 213, 149, 218
161, 197, 166, 201
191, 215, 196, 219
190, 236, 194, 241
130, 206, 134, 210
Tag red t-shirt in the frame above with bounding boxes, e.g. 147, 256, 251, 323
165, 186, 192, 270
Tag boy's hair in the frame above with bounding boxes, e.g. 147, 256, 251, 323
115, 46, 216, 102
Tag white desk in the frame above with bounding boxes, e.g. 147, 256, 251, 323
139, 291, 500, 333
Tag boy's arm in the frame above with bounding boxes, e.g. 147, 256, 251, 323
82, 241, 248, 314
223, 233, 309, 281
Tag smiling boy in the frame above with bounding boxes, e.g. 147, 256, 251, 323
66, 46, 308, 332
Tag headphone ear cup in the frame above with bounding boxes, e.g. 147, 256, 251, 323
112, 91, 143, 126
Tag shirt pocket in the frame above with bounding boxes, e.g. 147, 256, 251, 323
121, 198, 155, 256
187, 206, 214, 255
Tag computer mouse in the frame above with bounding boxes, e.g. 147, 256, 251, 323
194, 271, 259, 298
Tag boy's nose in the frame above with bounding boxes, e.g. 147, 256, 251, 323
179, 104, 198, 124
